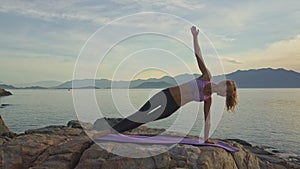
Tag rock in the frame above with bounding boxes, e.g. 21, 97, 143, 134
0, 136, 10, 144
31, 136, 92, 169
67, 120, 93, 130
25, 125, 82, 136
0, 134, 68, 169
0, 115, 17, 140
1, 133, 92, 169
177, 160, 186, 167
0, 103, 11, 109
77, 143, 171, 169
222, 139, 297, 169
0, 88, 12, 97
74, 144, 109, 169
0, 115, 10, 135
101, 154, 170, 169
0, 118, 299, 169
76, 138, 270, 169
93, 117, 123, 131
67, 120, 82, 128
225, 138, 252, 147
227, 143, 260, 169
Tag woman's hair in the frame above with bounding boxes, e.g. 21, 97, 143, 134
225, 80, 238, 112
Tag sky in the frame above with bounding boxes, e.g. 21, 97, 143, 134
0, 0, 299, 85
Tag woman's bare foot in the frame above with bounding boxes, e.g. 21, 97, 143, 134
85, 129, 112, 139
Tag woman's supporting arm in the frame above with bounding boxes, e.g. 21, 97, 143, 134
203, 98, 212, 142
190, 26, 211, 79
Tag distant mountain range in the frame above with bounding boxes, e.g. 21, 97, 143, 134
1, 68, 300, 89
225, 68, 300, 88
13, 80, 61, 88
0, 81, 61, 89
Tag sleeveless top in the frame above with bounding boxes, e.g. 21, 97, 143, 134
188, 79, 212, 102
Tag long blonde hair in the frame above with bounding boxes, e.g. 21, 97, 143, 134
225, 80, 238, 112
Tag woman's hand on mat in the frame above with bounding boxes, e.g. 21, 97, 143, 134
205, 139, 216, 144
191, 26, 199, 36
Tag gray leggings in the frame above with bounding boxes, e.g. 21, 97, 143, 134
112, 88, 180, 133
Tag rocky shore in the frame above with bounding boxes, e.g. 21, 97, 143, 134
0, 89, 12, 97
0, 117, 299, 169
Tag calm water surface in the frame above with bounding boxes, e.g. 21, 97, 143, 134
0, 89, 299, 157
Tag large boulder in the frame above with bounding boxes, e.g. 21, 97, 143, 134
31, 136, 92, 169
1, 134, 68, 169
0, 118, 298, 169
0, 88, 12, 97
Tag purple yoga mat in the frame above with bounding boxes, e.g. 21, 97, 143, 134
95, 134, 239, 152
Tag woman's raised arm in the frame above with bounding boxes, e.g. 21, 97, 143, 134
190, 26, 211, 79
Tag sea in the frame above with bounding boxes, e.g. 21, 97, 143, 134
0, 88, 299, 159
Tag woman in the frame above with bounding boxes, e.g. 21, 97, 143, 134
90, 26, 238, 143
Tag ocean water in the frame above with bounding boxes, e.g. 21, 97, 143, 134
0, 89, 299, 158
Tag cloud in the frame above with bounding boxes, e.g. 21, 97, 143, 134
191, 2, 260, 32
193, 1, 300, 42
1, 0, 300, 84
222, 57, 242, 64
0, 0, 205, 25
223, 34, 300, 72
213, 34, 236, 42
110, 0, 205, 11
0, 0, 110, 24
0, 28, 91, 61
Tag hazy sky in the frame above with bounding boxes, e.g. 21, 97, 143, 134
0, 0, 299, 84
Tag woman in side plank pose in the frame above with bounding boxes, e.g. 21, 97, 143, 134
89, 26, 238, 143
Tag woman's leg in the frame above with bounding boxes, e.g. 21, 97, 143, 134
112, 88, 180, 133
